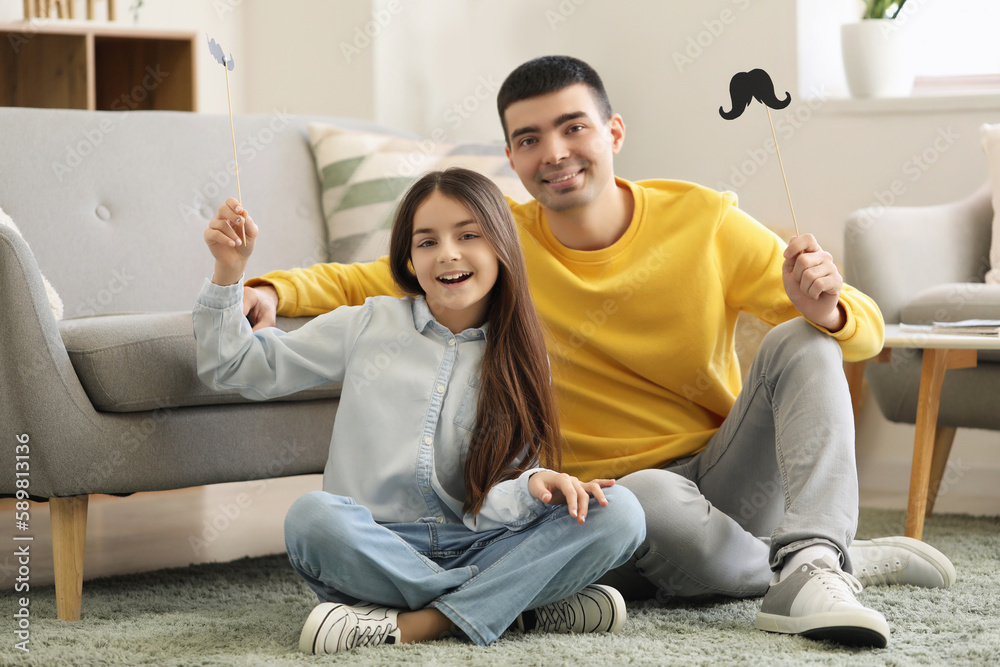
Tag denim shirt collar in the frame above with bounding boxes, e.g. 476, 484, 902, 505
411, 295, 489, 342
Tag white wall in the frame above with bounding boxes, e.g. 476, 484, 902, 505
240, 0, 375, 119
3, 0, 997, 514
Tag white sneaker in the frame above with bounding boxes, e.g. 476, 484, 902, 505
299, 602, 401, 655
848, 536, 956, 588
515, 584, 626, 634
755, 557, 890, 648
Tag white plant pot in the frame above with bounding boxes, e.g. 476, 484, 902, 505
841, 20, 915, 98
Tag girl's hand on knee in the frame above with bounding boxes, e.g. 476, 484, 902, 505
529, 472, 615, 524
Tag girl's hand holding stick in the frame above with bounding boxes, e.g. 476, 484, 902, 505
206, 197, 257, 286
207, 36, 245, 245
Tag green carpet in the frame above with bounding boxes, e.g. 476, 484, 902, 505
3, 508, 998, 666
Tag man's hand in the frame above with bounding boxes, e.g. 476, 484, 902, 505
782, 234, 846, 332
244, 284, 278, 331
528, 471, 615, 524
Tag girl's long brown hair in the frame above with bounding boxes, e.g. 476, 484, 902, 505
389, 167, 561, 515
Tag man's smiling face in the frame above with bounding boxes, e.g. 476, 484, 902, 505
503, 83, 623, 214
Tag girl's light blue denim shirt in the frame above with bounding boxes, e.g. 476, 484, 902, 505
193, 279, 547, 532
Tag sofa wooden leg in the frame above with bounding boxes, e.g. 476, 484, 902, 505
925, 426, 957, 517
50, 495, 89, 621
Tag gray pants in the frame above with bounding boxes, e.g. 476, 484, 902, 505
597, 318, 859, 601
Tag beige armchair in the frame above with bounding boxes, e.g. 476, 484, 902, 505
843, 183, 1000, 536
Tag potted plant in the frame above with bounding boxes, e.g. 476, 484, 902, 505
842, 0, 914, 98
861, 0, 908, 19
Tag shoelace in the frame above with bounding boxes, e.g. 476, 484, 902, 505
533, 599, 577, 632
809, 564, 865, 603
855, 559, 903, 587
345, 609, 398, 649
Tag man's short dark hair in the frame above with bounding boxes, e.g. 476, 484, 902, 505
497, 55, 613, 145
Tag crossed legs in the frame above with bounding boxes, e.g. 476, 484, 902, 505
285, 485, 645, 646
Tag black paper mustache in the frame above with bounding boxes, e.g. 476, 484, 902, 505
719, 69, 790, 120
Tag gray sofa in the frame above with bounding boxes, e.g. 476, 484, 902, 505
0, 107, 409, 620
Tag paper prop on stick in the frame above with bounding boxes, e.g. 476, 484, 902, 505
207, 36, 245, 244
719, 69, 790, 119
719, 69, 798, 236
207, 36, 235, 72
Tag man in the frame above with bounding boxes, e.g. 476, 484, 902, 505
235, 56, 955, 648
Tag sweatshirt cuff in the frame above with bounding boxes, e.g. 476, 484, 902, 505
245, 274, 297, 317
518, 467, 549, 514
196, 276, 244, 310
808, 300, 858, 341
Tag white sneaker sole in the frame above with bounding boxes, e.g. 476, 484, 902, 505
299, 602, 342, 654
756, 609, 890, 648
587, 584, 627, 635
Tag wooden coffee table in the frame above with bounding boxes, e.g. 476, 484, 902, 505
850, 324, 1000, 539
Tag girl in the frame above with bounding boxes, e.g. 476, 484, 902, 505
194, 168, 645, 654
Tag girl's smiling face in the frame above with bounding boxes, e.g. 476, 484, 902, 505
410, 191, 500, 334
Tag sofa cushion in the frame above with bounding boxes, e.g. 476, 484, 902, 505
901, 282, 1000, 361
60, 312, 341, 412
982, 123, 1000, 285
306, 122, 532, 263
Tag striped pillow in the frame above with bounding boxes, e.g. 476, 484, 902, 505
307, 123, 531, 263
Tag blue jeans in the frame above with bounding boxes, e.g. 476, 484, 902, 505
598, 318, 859, 600
284, 485, 645, 646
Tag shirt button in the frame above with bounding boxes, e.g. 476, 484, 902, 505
448, 339, 456, 346
436, 385, 445, 394
424, 436, 432, 445
437, 517, 446, 524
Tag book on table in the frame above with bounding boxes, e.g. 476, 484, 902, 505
926, 319, 1000, 336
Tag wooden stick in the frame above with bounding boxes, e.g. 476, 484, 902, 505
765, 106, 799, 237
224, 61, 244, 244
23, 0, 33, 19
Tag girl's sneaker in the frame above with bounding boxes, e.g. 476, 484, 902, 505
515, 584, 626, 634
299, 602, 402, 654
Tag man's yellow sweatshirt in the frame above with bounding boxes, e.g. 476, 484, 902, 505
248, 178, 884, 480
